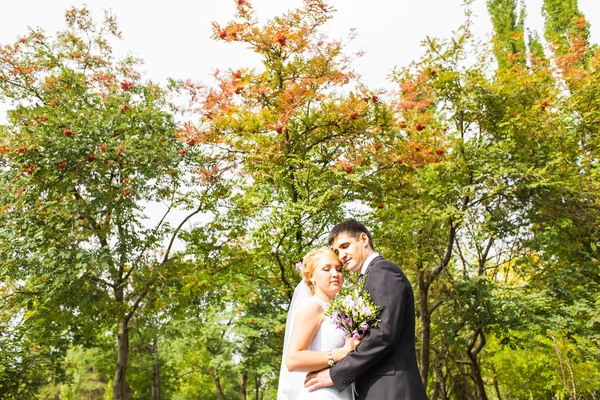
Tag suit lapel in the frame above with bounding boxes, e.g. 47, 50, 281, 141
363, 255, 383, 276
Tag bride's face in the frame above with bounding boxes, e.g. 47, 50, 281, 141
311, 253, 344, 299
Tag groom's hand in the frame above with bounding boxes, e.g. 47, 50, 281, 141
304, 368, 333, 392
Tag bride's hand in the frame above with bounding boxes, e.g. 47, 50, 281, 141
344, 334, 362, 352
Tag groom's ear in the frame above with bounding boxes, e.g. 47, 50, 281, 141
359, 232, 369, 247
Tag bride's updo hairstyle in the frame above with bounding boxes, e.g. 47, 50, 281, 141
301, 248, 340, 295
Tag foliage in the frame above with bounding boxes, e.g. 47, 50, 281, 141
0, 1, 599, 399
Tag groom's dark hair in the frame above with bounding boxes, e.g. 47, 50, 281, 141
328, 219, 375, 251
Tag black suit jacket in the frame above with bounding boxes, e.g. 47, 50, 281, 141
330, 256, 428, 399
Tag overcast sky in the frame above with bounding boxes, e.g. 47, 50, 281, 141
1, 0, 598, 92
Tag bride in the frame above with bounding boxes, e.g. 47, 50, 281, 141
278, 248, 359, 399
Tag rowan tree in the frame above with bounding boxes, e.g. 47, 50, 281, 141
0, 8, 222, 399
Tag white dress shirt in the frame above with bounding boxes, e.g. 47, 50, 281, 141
360, 252, 380, 276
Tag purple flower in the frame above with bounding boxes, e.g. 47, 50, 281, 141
295, 261, 303, 271
343, 296, 355, 307
360, 321, 370, 332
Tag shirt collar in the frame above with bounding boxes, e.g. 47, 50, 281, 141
360, 252, 379, 275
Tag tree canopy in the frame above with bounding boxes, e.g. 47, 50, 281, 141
1, 1, 598, 399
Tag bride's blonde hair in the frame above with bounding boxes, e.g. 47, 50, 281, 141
301, 248, 340, 295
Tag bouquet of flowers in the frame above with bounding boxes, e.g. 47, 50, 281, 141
325, 278, 381, 339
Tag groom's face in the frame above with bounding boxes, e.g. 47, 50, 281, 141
331, 232, 368, 273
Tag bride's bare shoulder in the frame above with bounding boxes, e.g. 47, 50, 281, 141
295, 299, 325, 321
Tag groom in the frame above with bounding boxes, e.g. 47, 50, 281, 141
304, 220, 428, 399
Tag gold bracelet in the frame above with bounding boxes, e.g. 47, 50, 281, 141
326, 349, 335, 368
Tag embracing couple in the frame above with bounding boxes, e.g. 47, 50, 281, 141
277, 220, 428, 399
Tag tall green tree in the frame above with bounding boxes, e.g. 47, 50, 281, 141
0, 8, 223, 399
543, 0, 591, 56
487, 0, 528, 68
175, 0, 391, 394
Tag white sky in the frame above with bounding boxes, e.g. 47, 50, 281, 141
1, 0, 598, 92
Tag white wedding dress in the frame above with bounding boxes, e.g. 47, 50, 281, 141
281, 296, 353, 400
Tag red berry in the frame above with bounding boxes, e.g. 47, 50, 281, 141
178, 149, 188, 155
377, 202, 384, 209
99, 145, 106, 152
435, 149, 444, 156
87, 154, 97, 162
120, 81, 133, 91
121, 105, 129, 113
123, 178, 130, 184
63, 129, 74, 137
541, 99, 549, 110
345, 165, 353, 174
416, 123, 426, 131
276, 34, 287, 46
374, 143, 382, 151
57, 161, 67, 169
186, 138, 196, 146
348, 112, 358, 120
275, 125, 284, 134
372, 95, 379, 102
399, 121, 407, 129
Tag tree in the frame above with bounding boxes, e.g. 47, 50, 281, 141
179, 0, 389, 392
0, 8, 222, 399
364, 2, 599, 397
486, 0, 528, 68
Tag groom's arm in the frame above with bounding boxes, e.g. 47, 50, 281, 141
329, 260, 408, 391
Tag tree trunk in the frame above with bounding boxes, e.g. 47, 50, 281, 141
418, 269, 431, 390
469, 357, 487, 400
467, 328, 488, 400
431, 350, 444, 400
491, 366, 502, 400
151, 337, 161, 400
113, 317, 129, 400
419, 220, 457, 389
255, 373, 261, 400
214, 371, 227, 400
240, 371, 248, 400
